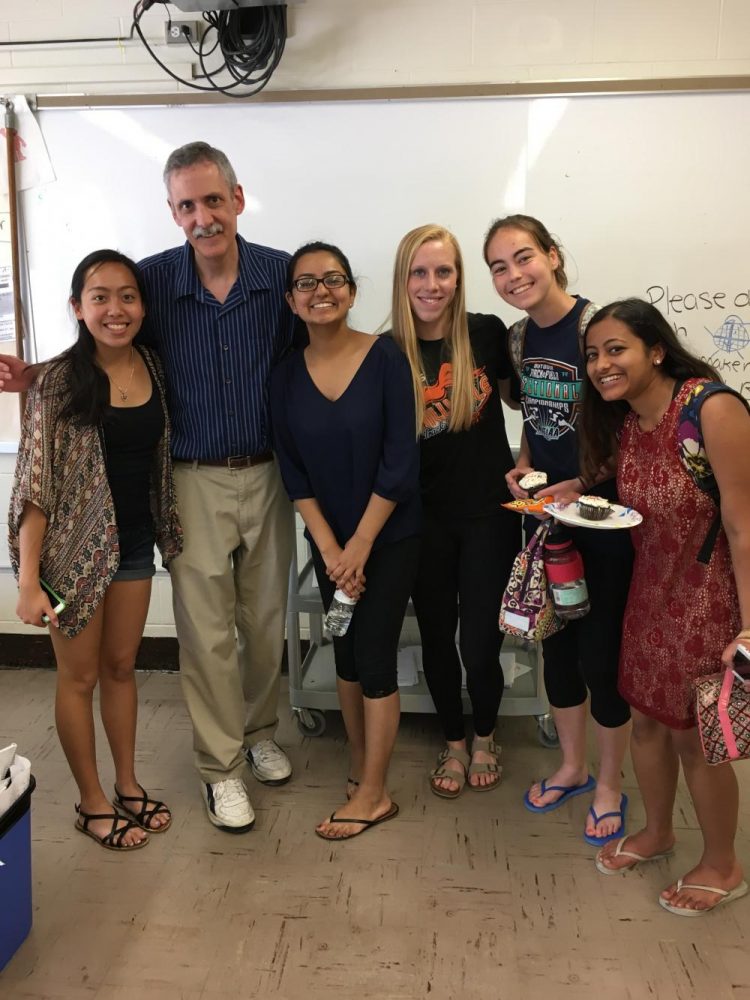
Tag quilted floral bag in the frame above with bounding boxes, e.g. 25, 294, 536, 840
499, 523, 566, 641
696, 668, 750, 765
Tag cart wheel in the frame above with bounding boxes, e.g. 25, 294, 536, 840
536, 715, 559, 748
296, 708, 326, 737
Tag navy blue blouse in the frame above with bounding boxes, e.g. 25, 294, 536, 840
270, 335, 421, 550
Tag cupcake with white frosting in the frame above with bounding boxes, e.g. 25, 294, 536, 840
518, 471, 548, 493
577, 495, 612, 521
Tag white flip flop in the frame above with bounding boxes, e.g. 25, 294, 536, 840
595, 835, 674, 875
658, 877, 749, 916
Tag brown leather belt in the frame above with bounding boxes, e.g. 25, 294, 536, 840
183, 452, 274, 469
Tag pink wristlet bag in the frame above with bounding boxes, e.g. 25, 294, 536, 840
696, 667, 750, 765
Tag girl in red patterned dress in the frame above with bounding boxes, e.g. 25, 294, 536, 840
581, 297, 750, 915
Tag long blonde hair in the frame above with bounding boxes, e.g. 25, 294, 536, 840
391, 225, 476, 436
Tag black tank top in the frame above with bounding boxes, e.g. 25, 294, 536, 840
101, 365, 165, 530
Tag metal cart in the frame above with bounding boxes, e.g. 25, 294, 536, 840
286, 539, 558, 747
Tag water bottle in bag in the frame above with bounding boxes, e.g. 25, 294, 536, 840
543, 522, 590, 620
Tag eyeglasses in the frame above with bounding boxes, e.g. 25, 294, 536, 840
293, 273, 350, 292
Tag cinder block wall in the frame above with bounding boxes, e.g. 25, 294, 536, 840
1, 1, 748, 97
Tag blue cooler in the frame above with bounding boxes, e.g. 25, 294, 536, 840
0, 774, 36, 971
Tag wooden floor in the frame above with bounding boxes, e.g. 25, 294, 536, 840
1, 667, 749, 1000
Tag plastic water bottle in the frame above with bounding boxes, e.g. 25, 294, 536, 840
543, 523, 591, 620
324, 589, 358, 637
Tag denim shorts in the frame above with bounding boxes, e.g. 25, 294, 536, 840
113, 522, 157, 582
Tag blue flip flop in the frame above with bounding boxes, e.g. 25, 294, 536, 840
583, 793, 628, 847
523, 773, 596, 814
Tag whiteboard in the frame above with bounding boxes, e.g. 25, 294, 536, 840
23, 92, 750, 449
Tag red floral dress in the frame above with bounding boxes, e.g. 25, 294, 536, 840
617, 379, 740, 728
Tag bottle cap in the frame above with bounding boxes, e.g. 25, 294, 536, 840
333, 589, 358, 606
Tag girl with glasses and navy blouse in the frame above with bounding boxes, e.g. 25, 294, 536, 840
270, 241, 420, 841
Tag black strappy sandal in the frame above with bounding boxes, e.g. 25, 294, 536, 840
113, 783, 172, 833
75, 805, 149, 851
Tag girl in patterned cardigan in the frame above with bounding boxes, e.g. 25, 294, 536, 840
9, 249, 182, 852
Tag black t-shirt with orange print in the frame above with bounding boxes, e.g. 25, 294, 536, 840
418, 312, 515, 517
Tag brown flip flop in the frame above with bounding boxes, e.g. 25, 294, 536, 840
315, 802, 399, 841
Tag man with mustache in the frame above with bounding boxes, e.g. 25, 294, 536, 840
138, 142, 296, 832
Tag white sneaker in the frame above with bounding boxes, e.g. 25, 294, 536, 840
246, 739, 292, 785
202, 778, 255, 833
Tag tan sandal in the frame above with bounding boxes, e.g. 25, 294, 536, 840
468, 736, 502, 791
430, 746, 470, 799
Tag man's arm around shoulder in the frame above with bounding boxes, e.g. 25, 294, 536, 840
0, 355, 40, 393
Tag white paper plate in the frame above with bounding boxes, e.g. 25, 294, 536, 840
543, 501, 643, 530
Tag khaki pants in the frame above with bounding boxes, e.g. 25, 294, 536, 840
171, 459, 294, 782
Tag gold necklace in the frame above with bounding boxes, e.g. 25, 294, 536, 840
107, 347, 135, 402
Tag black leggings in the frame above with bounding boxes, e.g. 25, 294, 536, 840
412, 510, 520, 741
541, 524, 633, 728
311, 535, 419, 699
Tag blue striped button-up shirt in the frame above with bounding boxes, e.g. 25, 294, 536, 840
138, 236, 295, 461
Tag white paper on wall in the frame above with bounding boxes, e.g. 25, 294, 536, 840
0, 95, 55, 195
